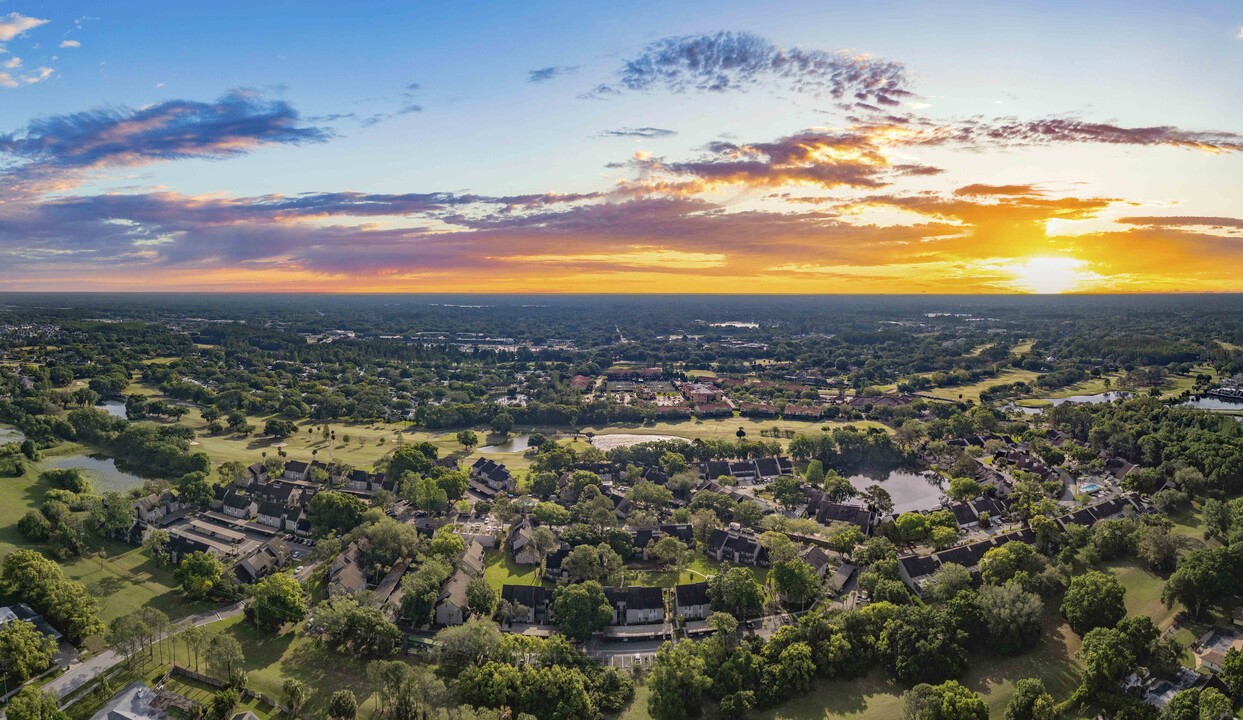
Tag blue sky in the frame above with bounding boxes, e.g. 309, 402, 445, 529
1, 1, 1242, 292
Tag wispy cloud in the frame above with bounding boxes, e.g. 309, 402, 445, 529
599, 127, 677, 139
0, 13, 48, 42
528, 65, 578, 83
59, 40, 81, 49
0, 90, 329, 170
588, 31, 909, 108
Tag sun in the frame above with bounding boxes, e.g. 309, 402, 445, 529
1001, 257, 1103, 294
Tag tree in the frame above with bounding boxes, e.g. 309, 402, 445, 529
1219, 647, 1243, 702
308, 490, 367, 535
770, 475, 805, 511
708, 567, 764, 620
490, 412, 515, 436
1162, 546, 1238, 618
251, 573, 308, 630
466, 576, 497, 618
860, 484, 894, 516
5, 688, 67, 720
0, 619, 57, 680
1061, 571, 1126, 636
327, 690, 358, 720
176, 551, 224, 598
455, 430, 479, 451
563, 543, 623, 584
282, 678, 310, 717
902, 680, 987, 720
879, 606, 968, 683
1077, 626, 1134, 696
109, 613, 149, 666
805, 459, 826, 485
979, 582, 1044, 655
894, 512, 931, 544
264, 419, 297, 438
1199, 688, 1232, 720
648, 640, 710, 720
206, 632, 247, 686
926, 563, 973, 603
208, 688, 240, 720
402, 473, 449, 513
1004, 678, 1056, 720
552, 582, 613, 642
646, 536, 690, 569
771, 558, 820, 609
827, 526, 864, 558
181, 625, 207, 672
91, 491, 136, 537
946, 477, 983, 503
433, 619, 501, 675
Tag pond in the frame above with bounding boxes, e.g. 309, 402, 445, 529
1007, 391, 1132, 415
847, 470, 945, 514
0, 424, 25, 444
479, 434, 532, 454
1180, 395, 1243, 411
96, 400, 128, 418
589, 433, 683, 451
40, 454, 146, 494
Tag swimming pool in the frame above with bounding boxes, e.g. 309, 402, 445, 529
1080, 483, 1103, 493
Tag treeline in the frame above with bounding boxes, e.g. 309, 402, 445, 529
63, 408, 211, 478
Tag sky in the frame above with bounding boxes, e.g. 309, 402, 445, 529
1, 1, 1242, 294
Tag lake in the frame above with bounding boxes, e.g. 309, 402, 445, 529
1008, 391, 1131, 415
41, 454, 145, 494
1180, 395, 1243, 411
479, 434, 532, 454
97, 400, 128, 418
848, 470, 945, 514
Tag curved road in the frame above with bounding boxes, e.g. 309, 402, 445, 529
42, 602, 245, 706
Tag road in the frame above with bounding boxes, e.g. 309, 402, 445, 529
41, 602, 245, 705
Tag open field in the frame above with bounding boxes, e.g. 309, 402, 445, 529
920, 368, 1041, 403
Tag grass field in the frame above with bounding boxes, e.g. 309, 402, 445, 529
0, 443, 204, 625
920, 368, 1041, 403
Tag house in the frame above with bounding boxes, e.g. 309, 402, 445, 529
133, 490, 183, 526
783, 404, 822, 420
283, 460, 310, 481
827, 564, 856, 595
88, 682, 167, 720
605, 586, 666, 626
256, 501, 285, 528
252, 482, 301, 507
435, 568, 473, 626
754, 456, 794, 481
799, 545, 831, 577
544, 544, 571, 583
693, 402, 733, 418
897, 554, 941, 596
682, 382, 722, 404
1193, 630, 1243, 673
500, 585, 550, 624
234, 539, 288, 584
329, 539, 370, 596
507, 521, 542, 565
706, 529, 770, 566
471, 458, 513, 492
0, 603, 62, 641
222, 492, 256, 520
805, 493, 875, 534
245, 462, 268, 484
569, 375, 594, 393
674, 582, 711, 621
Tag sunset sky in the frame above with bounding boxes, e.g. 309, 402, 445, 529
2, 1, 1242, 293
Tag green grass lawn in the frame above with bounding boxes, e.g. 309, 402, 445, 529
484, 550, 541, 590
184, 615, 383, 718
920, 369, 1041, 403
